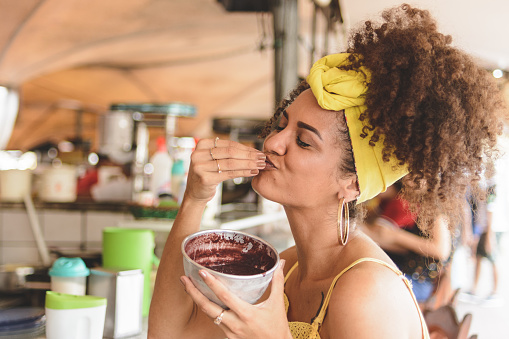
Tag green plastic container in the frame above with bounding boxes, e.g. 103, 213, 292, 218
102, 228, 155, 316
46, 291, 106, 309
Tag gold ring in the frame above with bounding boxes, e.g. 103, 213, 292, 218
216, 159, 221, 173
210, 148, 216, 160
214, 309, 225, 325
214, 137, 219, 148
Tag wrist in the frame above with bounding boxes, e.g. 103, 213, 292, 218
180, 194, 208, 208
391, 228, 403, 247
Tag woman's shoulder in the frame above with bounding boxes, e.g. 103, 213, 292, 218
323, 257, 422, 337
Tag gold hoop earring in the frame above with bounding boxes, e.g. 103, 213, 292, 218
337, 198, 350, 245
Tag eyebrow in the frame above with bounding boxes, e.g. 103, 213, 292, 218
283, 111, 323, 140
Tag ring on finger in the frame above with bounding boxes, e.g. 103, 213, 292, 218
214, 137, 219, 148
210, 148, 216, 161
214, 309, 226, 325
216, 159, 222, 173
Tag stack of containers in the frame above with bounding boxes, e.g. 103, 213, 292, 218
46, 257, 107, 339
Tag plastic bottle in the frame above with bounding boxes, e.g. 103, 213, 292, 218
149, 136, 173, 201
171, 159, 187, 204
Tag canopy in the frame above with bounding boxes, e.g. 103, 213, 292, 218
1, 0, 507, 151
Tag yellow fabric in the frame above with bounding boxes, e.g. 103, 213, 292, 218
284, 258, 430, 339
306, 53, 408, 204
283, 263, 321, 339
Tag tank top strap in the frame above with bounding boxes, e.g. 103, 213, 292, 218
310, 257, 429, 339
311, 258, 380, 327
284, 261, 299, 284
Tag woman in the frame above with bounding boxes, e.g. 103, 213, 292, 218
148, 4, 504, 339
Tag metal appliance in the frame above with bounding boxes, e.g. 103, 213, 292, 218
98, 103, 196, 201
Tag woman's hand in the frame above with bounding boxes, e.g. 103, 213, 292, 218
185, 138, 267, 203
180, 260, 292, 339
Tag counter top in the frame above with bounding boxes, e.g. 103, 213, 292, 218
0, 200, 130, 212
118, 210, 287, 232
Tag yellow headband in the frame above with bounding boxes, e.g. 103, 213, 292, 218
306, 53, 408, 204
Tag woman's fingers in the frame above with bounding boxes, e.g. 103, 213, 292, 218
198, 145, 265, 164
181, 261, 292, 339
180, 275, 226, 320
196, 138, 259, 153
209, 147, 266, 162
185, 137, 265, 202
192, 139, 266, 176
267, 260, 286, 304
197, 270, 249, 316
197, 138, 256, 151
207, 159, 266, 173
181, 274, 240, 334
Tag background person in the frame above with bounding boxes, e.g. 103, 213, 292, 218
468, 133, 509, 302
361, 180, 451, 307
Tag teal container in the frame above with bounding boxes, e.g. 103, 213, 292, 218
102, 228, 155, 316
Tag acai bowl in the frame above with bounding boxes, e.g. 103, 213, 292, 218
181, 229, 280, 308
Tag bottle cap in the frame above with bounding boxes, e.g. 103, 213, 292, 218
49, 257, 90, 277
156, 136, 167, 152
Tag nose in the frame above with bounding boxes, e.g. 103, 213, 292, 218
263, 129, 288, 155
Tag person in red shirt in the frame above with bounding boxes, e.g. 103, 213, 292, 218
362, 180, 451, 306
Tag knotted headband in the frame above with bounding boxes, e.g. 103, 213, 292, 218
306, 53, 408, 204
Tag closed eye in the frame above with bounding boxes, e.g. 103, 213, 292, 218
274, 125, 310, 148
297, 136, 310, 148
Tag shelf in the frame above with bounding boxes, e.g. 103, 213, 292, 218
116, 211, 287, 232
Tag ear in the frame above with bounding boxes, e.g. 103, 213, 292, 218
338, 175, 360, 203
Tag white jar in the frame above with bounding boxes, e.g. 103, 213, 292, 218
45, 291, 107, 339
0, 169, 32, 202
39, 165, 77, 202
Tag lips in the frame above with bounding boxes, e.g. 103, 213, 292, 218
264, 156, 277, 170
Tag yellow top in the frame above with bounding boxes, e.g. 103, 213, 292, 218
306, 53, 408, 204
284, 257, 430, 339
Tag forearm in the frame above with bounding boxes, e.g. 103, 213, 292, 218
148, 195, 208, 337
393, 218, 451, 261
392, 231, 442, 258
148, 138, 265, 338
359, 222, 406, 253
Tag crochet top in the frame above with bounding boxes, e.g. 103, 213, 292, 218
283, 257, 430, 339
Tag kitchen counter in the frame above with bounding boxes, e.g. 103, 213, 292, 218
0, 200, 130, 212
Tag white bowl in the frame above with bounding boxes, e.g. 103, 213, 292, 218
181, 229, 280, 308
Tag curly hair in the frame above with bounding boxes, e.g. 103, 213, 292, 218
261, 4, 506, 234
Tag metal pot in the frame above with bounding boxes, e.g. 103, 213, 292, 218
0, 264, 48, 293
0, 264, 35, 293
0, 264, 50, 309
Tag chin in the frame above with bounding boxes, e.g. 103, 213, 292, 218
251, 174, 280, 204
251, 175, 263, 196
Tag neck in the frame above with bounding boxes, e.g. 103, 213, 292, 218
284, 203, 356, 282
